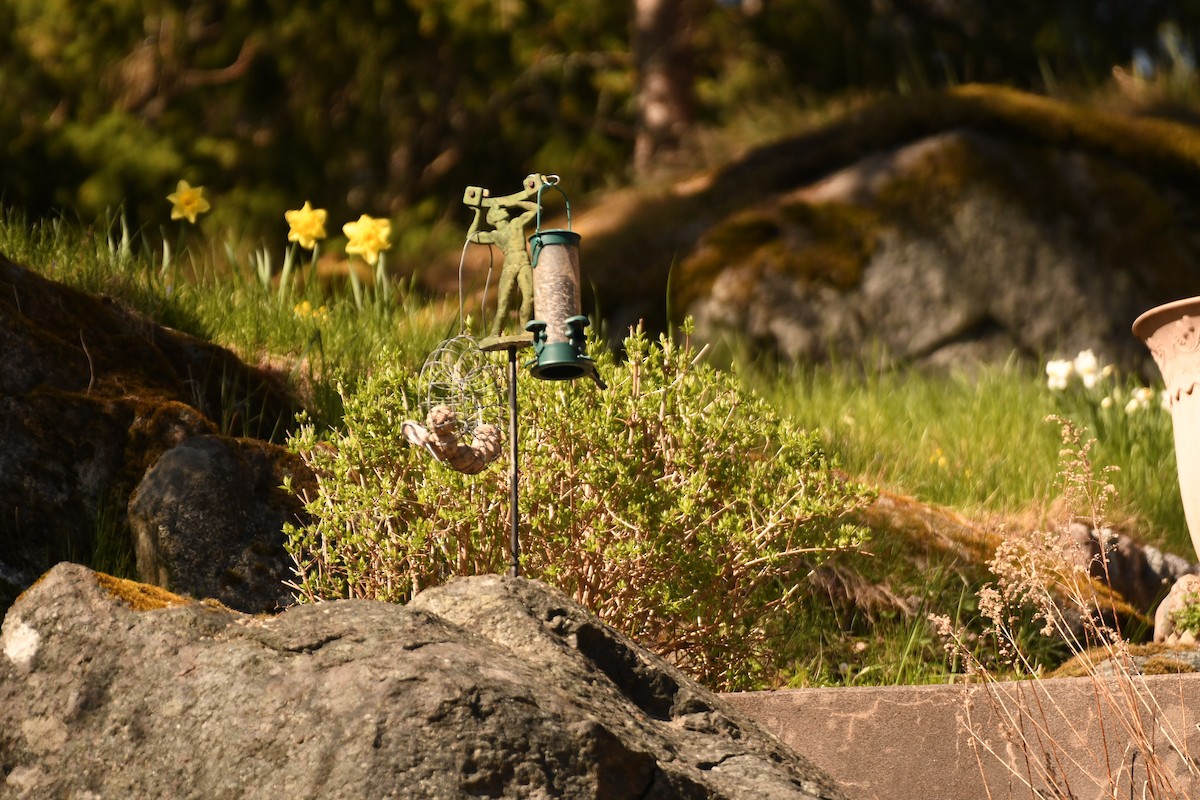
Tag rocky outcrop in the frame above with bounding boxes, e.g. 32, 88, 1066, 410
577, 85, 1200, 373
0, 563, 846, 800
1064, 522, 1197, 615
682, 127, 1182, 371
0, 254, 299, 612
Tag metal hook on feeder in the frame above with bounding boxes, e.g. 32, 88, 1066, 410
524, 179, 605, 388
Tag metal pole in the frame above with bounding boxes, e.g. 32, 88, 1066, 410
507, 345, 520, 577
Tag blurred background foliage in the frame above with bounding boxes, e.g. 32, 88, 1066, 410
1, 0, 1199, 241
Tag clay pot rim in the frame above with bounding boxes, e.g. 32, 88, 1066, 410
1133, 296, 1200, 341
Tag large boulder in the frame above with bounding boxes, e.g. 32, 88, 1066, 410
681, 126, 1179, 371
577, 85, 1200, 373
0, 563, 846, 799
0, 254, 298, 611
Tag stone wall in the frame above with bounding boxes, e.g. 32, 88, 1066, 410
727, 673, 1200, 800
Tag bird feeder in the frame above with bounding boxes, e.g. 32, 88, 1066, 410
524, 179, 602, 386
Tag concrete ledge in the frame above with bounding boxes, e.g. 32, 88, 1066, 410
725, 673, 1200, 800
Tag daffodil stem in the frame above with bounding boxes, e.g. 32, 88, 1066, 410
278, 242, 298, 303
308, 242, 321, 295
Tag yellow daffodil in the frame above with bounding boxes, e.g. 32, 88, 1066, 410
285, 201, 328, 250
293, 300, 328, 323
166, 180, 211, 224
343, 214, 392, 266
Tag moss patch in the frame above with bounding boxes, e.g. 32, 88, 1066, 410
872, 130, 1194, 297
714, 84, 1200, 200
672, 200, 880, 317
1142, 655, 1197, 675
95, 572, 189, 612
1048, 642, 1198, 678
872, 133, 1004, 230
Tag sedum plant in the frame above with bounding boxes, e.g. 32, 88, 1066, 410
1170, 594, 1200, 637
284, 322, 872, 690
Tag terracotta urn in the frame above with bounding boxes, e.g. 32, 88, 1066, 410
1134, 298, 1200, 560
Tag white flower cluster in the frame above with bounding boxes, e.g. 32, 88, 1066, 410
1045, 349, 1168, 414
1044, 349, 1112, 391
1106, 385, 1166, 414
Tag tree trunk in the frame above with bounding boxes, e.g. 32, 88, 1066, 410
632, 0, 695, 177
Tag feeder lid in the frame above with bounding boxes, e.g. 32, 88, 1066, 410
528, 229, 581, 246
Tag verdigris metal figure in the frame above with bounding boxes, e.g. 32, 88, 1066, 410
463, 174, 544, 339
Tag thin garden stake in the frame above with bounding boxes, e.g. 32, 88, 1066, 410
507, 345, 520, 577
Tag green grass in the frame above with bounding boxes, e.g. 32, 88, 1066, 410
740, 355, 1184, 688
767, 491, 1080, 688
779, 568, 983, 688
753, 358, 1187, 558
764, 359, 1062, 509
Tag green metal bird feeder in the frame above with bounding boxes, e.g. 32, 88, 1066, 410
525, 179, 603, 387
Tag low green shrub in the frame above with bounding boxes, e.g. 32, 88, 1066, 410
284, 322, 873, 690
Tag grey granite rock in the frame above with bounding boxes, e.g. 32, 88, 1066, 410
0, 563, 846, 800
129, 435, 309, 614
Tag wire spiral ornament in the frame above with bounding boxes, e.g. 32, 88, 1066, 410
402, 334, 505, 474
418, 335, 505, 434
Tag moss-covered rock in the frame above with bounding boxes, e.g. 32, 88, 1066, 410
579, 85, 1200, 372
1049, 641, 1200, 678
